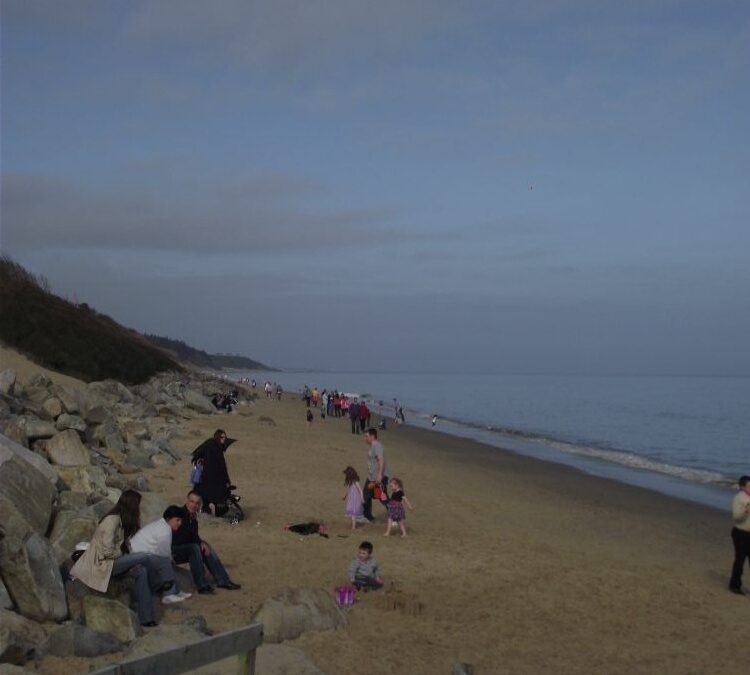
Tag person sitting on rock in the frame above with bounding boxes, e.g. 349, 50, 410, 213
172, 491, 241, 594
129, 506, 192, 605
69, 490, 161, 627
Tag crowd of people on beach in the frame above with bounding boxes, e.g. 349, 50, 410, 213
67, 374, 750, 631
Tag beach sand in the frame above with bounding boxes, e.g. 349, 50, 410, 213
28, 387, 750, 674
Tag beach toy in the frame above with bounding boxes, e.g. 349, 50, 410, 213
335, 584, 356, 607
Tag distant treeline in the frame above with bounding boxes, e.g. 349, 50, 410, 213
0, 256, 181, 384
143, 334, 274, 372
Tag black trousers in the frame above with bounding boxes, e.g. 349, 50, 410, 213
730, 527, 750, 589
351, 417, 359, 434
362, 476, 389, 521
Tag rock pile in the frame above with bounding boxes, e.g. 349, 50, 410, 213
0, 366, 255, 666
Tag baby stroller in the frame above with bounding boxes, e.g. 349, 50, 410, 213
220, 485, 245, 525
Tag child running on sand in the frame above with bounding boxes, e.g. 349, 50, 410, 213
306, 409, 314, 428
343, 466, 364, 530
384, 477, 414, 537
348, 541, 383, 591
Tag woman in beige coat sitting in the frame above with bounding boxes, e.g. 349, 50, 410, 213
70, 489, 159, 626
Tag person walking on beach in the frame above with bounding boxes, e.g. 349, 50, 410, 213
343, 466, 365, 530
349, 398, 361, 434
359, 401, 370, 433
729, 475, 750, 594
191, 429, 234, 516
363, 427, 389, 522
384, 477, 414, 537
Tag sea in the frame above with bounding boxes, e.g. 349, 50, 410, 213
233, 371, 749, 511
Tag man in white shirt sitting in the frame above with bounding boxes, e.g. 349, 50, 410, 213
129, 505, 192, 605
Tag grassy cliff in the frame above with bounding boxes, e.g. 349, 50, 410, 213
0, 256, 181, 384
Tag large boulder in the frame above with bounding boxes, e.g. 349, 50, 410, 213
48, 509, 98, 564
54, 386, 81, 415
45, 429, 90, 466
54, 413, 87, 433
40, 398, 62, 421
256, 644, 326, 675
183, 390, 215, 414
0, 534, 68, 622
124, 624, 203, 659
0, 609, 46, 665
65, 577, 132, 623
22, 419, 56, 441
252, 587, 346, 643
89, 380, 134, 405
38, 623, 124, 658
0, 579, 12, 610
84, 406, 113, 426
138, 492, 167, 524
0, 434, 58, 539
122, 421, 149, 445
56, 465, 107, 496
0, 371, 16, 397
83, 595, 142, 643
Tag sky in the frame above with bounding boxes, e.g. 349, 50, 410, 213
1, 0, 749, 375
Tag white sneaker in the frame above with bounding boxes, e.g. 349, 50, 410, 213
176, 591, 192, 600
162, 593, 186, 605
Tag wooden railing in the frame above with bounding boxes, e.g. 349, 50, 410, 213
90, 622, 263, 675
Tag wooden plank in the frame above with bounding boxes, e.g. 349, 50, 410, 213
91, 623, 263, 675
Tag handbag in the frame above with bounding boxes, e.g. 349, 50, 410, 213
190, 461, 203, 484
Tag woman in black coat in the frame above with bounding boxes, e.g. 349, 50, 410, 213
192, 429, 235, 515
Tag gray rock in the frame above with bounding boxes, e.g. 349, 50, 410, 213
40, 398, 62, 421
124, 624, 202, 659
48, 509, 98, 564
21, 386, 51, 405
0, 534, 68, 622
85, 405, 112, 425
39, 623, 124, 658
122, 421, 149, 444
252, 587, 346, 643
88, 498, 116, 521
138, 491, 167, 523
56, 465, 107, 496
0, 421, 27, 449
183, 390, 215, 414
46, 429, 90, 466
27, 374, 52, 389
0, 371, 16, 397
180, 614, 211, 635
0, 434, 58, 539
84, 595, 142, 643
256, 644, 326, 675
150, 452, 175, 467
0, 578, 12, 610
22, 418, 56, 441
0, 664, 36, 674
124, 446, 154, 469
89, 380, 135, 405
0, 609, 46, 665
55, 386, 81, 415
54, 413, 87, 433
58, 490, 89, 511
103, 431, 125, 453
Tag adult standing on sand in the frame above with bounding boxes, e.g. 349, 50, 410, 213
729, 475, 750, 594
191, 429, 235, 516
363, 428, 390, 522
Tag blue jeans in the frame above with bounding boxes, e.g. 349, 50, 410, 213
172, 543, 230, 587
111, 552, 156, 624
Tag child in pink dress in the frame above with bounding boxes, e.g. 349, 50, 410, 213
343, 466, 364, 530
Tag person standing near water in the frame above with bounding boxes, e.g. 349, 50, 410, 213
729, 475, 750, 594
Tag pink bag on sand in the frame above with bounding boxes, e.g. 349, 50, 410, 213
335, 584, 355, 607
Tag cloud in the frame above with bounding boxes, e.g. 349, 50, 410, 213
0, 169, 397, 255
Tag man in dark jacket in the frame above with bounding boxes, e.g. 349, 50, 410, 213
171, 491, 241, 593
349, 399, 361, 435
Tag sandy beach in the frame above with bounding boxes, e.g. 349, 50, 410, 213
25, 378, 749, 675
